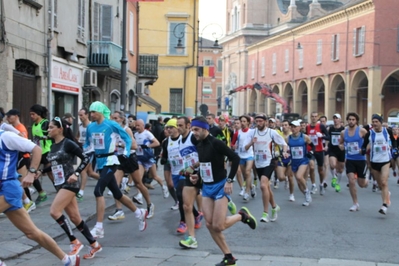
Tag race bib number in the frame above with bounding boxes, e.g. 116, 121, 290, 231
373, 144, 388, 154
52, 165, 65, 186
310, 135, 318, 145
331, 135, 340, 146
200, 162, 213, 183
347, 142, 359, 155
255, 150, 267, 162
92, 133, 105, 149
136, 146, 143, 155
291, 146, 304, 159
169, 148, 183, 168
183, 153, 199, 169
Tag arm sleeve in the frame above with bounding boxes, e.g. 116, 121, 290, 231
321, 124, 330, 140
0, 124, 21, 135
214, 139, 239, 180
113, 123, 132, 156
65, 140, 90, 173
1, 131, 35, 153
362, 131, 370, 150
161, 139, 169, 162
41, 121, 49, 136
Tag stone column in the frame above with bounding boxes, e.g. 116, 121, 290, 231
367, 66, 382, 123
307, 77, 314, 121
324, 74, 333, 118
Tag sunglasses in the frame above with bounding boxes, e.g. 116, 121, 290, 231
54, 116, 63, 129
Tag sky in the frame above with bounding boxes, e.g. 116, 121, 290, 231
198, 0, 226, 41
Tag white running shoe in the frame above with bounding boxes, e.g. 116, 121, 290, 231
302, 191, 312, 206
138, 208, 148, 231
319, 184, 325, 196
66, 254, 80, 266
250, 185, 257, 198
107, 190, 113, 196
270, 205, 280, 222
260, 212, 269, 223
310, 184, 317, 194
289, 194, 295, 202
379, 205, 388, 215
133, 194, 144, 205
239, 187, 245, 196
171, 202, 179, 210
147, 203, 155, 219
243, 193, 250, 201
349, 203, 359, 212
0, 259, 7, 266
29, 187, 36, 195
90, 227, 104, 239
162, 185, 170, 198
108, 210, 125, 220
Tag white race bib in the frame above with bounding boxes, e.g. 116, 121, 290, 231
200, 162, 213, 183
347, 142, 359, 155
52, 165, 65, 186
92, 133, 105, 149
331, 135, 340, 146
255, 150, 267, 163
373, 143, 388, 154
310, 135, 318, 145
291, 146, 304, 159
136, 146, 144, 155
183, 153, 199, 169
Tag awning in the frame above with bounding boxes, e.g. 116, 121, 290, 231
137, 94, 161, 113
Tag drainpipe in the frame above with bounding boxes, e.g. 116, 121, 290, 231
47, 0, 54, 119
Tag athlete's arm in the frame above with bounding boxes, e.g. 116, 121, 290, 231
338, 130, 345, 150
320, 124, 330, 140
125, 127, 137, 150
272, 130, 288, 153
160, 138, 169, 164
112, 122, 132, 156
0, 123, 22, 136
65, 140, 91, 173
305, 135, 315, 152
215, 139, 239, 180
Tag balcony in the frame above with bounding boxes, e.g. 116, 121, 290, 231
138, 54, 158, 80
87, 41, 122, 74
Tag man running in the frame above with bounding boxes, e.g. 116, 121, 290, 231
190, 116, 256, 266
327, 114, 346, 192
339, 112, 368, 211
390, 125, 399, 181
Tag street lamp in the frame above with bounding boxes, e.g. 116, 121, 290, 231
172, 22, 223, 116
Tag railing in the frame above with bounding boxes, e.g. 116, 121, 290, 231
87, 41, 122, 71
138, 54, 158, 79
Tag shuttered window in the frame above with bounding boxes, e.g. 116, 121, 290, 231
77, 0, 85, 40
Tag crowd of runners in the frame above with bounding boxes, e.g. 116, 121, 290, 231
0, 102, 397, 266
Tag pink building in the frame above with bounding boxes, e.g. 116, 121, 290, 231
246, 0, 399, 124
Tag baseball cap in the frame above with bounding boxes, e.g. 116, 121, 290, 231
290, 120, 301, 127
269, 118, 276, 123
255, 113, 267, 120
166, 118, 177, 128
333, 113, 341, 119
63, 113, 75, 119
5, 109, 20, 116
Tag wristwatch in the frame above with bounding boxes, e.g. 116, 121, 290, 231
28, 168, 37, 174
74, 172, 80, 177
226, 178, 234, 183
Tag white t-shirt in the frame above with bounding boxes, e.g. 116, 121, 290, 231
134, 130, 155, 156
370, 129, 391, 163
253, 128, 287, 168
237, 128, 254, 159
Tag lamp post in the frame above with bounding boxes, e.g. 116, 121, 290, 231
173, 23, 223, 116
120, 0, 128, 111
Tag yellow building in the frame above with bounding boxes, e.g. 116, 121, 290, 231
138, 0, 199, 116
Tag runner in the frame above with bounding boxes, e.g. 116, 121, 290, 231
231, 118, 244, 193
249, 114, 288, 223
84, 102, 147, 238
338, 112, 368, 211
190, 116, 256, 266
287, 120, 314, 206
0, 130, 80, 266
38, 117, 102, 259
319, 115, 330, 181
326, 114, 346, 192
390, 125, 399, 182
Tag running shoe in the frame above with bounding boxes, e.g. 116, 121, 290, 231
302, 191, 312, 206
138, 208, 148, 231
227, 200, 237, 215
274, 180, 279, 189
323, 182, 328, 188
397, 178, 399, 185
65, 255, 80, 266
123, 186, 130, 194
83, 242, 102, 259
107, 190, 113, 196
379, 205, 388, 215
335, 183, 341, 193
250, 184, 256, 198
289, 194, 295, 202
195, 212, 203, 229
239, 187, 245, 196
331, 176, 337, 188
162, 185, 170, 198
0, 259, 6, 266
243, 193, 250, 201
144, 183, 155, 190
284, 179, 289, 190
215, 256, 237, 266
260, 212, 269, 223
372, 183, 378, 192
319, 184, 325, 196
127, 181, 135, 187
147, 203, 155, 219
68, 239, 84, 256
394, 171, 397, 177
29, 187, 36, 195
76, 193, 84, 202
310, 184, 317, 194
24, 201, 36, 213
349, 203, 359, 212
34, 192, 48, 205
270, 205, 280, 222
238, 207, 257, 229
133, 194, 144, 205
108, 210, 125, 220
90, 227, 104, 239
171, 202, 179, 210
176, 221, 187, 234
179, 236, 198, 249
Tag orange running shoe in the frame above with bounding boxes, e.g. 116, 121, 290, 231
83, 241, 102, 259
68, 239, 83, 256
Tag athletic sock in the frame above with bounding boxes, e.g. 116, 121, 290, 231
78, 190, 84, 196
95, 222, 103, 229
169, 187, 178, 202
23, 198, 31, 204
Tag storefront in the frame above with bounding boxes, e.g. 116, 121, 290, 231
51, 58, 82, 129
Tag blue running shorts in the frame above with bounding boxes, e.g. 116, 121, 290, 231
0, 179, 23, 212
202, 179, 227, 200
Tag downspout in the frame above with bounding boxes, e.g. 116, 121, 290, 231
47, 0, 54, 119
0, 0, 6, 53
183, 0, 196, 113
135, 2, 139, 115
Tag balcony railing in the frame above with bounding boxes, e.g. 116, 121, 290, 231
138, 54, 158, 79
87, 41, 122, 71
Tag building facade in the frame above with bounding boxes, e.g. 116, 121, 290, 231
138, 0, 199, 116
246, 0, 399, 124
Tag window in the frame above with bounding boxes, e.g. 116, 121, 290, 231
170, 89, 183, 113
261, 57, 265, 77
298, 48, 304, 69
169, 23, 186, 55
129, 12, 134, 53
217, 85, 222, 98
202, 85, 212, 95
77, 0, 85, 40
204, 58, 214, 66
353, 26, 365, 56
272, 53, 276, 75
93, 3, 112, 42
317, 39, 322, 65
285, 49, 289, 72
251, 60, 255, 79
331, 34, 340, 61
48, 0, 58, 29
217, 59, 223, 72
